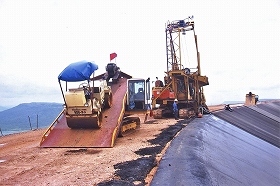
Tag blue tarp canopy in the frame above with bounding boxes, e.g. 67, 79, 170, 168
58, 61, 98, 82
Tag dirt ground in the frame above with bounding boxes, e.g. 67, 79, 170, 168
0, 105, 223, 186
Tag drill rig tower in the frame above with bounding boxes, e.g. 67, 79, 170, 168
152, 17, 209, 118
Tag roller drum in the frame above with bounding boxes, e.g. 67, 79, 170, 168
66, 115, 101, 129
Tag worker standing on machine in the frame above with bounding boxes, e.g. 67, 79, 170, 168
83, 86, 91, 100
155, 77, 164, 87
173, 99, 179, 120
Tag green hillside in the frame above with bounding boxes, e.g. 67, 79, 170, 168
0, 102, 63, 135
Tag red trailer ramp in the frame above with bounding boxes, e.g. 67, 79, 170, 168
40, 78, 128, 148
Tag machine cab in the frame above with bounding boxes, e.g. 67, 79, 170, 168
127, 78, 150, 111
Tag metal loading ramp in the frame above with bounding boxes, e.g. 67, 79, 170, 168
40, 78, 128, 148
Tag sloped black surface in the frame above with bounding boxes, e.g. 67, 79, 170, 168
256, 101, 280, 119
213, 102, 280, 148
151, 115, 280, 186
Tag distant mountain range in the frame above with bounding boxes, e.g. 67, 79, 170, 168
0, 106, 9, 112
0, 102, 63, 136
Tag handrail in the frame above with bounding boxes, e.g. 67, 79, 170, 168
152, 81, 173, 108
39, 108, 65, 146
111, 93, 127, 147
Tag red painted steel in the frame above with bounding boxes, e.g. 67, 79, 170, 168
40, 78, 128, 148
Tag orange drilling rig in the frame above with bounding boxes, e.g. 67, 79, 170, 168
152, 16, 210, 119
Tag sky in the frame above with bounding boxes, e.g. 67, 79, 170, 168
0, 0, 279, 107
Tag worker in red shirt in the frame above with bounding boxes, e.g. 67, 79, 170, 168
155, 77, 164, 87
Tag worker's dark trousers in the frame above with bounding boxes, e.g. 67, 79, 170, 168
174, 110, 179, 120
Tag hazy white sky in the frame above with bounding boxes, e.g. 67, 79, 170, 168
0, 0, 279, 107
